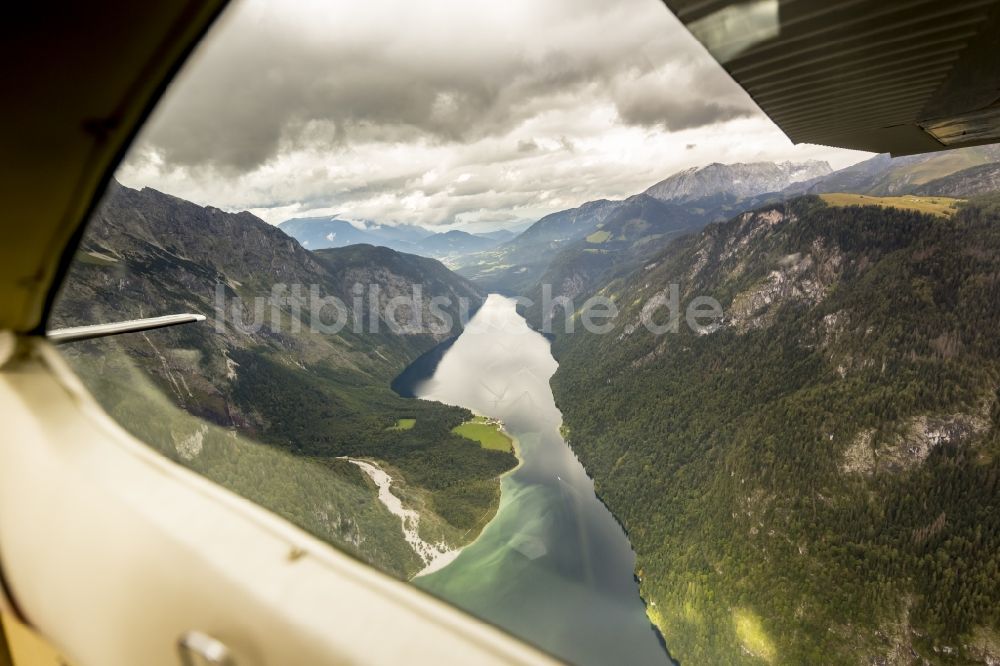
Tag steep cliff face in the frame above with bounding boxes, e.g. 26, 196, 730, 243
51, 182, 514, 578
550, 195, 1000, 664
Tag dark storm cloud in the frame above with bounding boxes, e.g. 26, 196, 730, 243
517, 139, 540, 153
616, 94, 753, 130
134, 0, 747, 173
610, 55, 756, 131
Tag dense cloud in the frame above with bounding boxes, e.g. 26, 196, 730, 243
118, 0, 869, 228
138, 0, 697, 171
611, 57, 756, 130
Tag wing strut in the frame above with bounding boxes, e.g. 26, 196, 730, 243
47, 313, 206, 344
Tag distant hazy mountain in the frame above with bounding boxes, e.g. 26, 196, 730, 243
278, 216, 519, 262
475, 228, 517, 242
278, 216, 424, 253
366, 221, 430, 244
644, 160, 832, 203
457, 199, 623, 293
415, 229, 499, 257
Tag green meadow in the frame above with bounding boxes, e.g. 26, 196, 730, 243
820, 192, 962, 217
452, 417, 513, 452
388, 418, 416, 431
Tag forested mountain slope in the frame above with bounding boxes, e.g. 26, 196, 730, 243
549, 195, 1000, 664
457, 198, 622, 293
313, 243, 484, 315
52, 182, 516, 578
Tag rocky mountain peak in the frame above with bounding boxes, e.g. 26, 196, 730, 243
644, 160, 832, 203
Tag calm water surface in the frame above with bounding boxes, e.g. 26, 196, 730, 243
397, 294, 671, 665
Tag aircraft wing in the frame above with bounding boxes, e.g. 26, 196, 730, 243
662, 0, 1000, 155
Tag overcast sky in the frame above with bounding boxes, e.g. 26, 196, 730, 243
117, 0, 872, 231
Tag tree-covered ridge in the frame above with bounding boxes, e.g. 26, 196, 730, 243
52, 182, 516, 578
549, 195, 1000, 664
517, 193, 702, 327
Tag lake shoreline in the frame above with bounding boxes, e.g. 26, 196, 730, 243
548, 420, 678, 664
548, 328, 678, 663
411, 416, 524, 580
589, 479, 679, 665
342, 415, 524, 580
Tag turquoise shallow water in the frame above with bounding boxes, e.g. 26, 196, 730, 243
400, 294, 671, 666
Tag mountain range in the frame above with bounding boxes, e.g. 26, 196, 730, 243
278, 215, 515, 262
280, 149, 1000, 293
276, 216, 427, 252
51, 142, 1000, 664
644, 160, 831, 202
52, 182, 516, 578
455, 160, 835, 294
